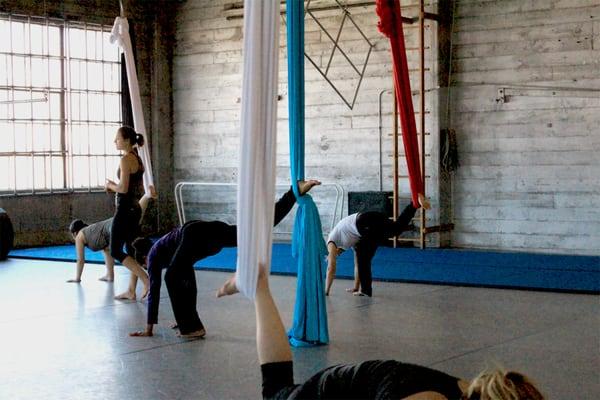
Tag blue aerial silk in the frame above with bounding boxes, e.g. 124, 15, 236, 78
286, 0, 329, 347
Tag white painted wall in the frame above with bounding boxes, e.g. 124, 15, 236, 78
172, 0, 599, 255
172, 0, 441, 239
450, 0, 600, 255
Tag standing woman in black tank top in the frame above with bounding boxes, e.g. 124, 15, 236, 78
105, 126, 150, 297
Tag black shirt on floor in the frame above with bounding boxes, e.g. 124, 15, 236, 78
262, 360, 464, 400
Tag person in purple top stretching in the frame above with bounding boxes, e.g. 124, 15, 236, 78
128, 180, 320, 338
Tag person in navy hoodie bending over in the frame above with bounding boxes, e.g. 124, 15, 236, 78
129, 180, 320, 338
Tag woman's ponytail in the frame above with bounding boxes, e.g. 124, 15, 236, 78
135, 133, 145, 147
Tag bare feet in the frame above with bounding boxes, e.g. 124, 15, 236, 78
352, 291, 368, 297
418, 193, 431, 210
177, 328, 206, 339
115, 290, 136, 300
66, 279, 81, 283
345, 287, 359, 293
216, 274, 239, 298
99, 275, 114, 282
130, 330, 153, 337
298, 179, 321, 196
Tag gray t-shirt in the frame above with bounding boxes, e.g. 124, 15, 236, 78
81, 218, 112, 252
327, 213, 361, 250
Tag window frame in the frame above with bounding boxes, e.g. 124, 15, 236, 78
0, 13, 122, 196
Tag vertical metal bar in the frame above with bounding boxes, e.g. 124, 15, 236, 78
2, 25, 10, 193
392, 86, 398, 249
85, 23, 91, 191
46, 18, 53, 193
60, 21, 67, 190
9, 15, 17, 194
101, 26, 107, 187
377, 89, 387, 192
28, 17, 35, 194
419, 0, 426, 249
66, 22, 73, 191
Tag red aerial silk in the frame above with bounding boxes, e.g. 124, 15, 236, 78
376, 0, 423, 208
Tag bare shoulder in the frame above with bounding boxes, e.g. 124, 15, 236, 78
123, 152, 140, 171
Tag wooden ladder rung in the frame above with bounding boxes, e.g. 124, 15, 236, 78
388, 153, 431, 157
389, 237, 420, 242
389, 175, 431, 179
388, 132, 430, 136
423, 224, 455, 234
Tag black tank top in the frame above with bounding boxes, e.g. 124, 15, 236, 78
116, 151, 145, 204
285, 360, 464, 399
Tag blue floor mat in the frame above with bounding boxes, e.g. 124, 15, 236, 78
9, 243, 599, 293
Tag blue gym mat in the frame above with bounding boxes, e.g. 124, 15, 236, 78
8, 243, 600, 293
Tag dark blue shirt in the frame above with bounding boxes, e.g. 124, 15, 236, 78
146, 227, 182, 325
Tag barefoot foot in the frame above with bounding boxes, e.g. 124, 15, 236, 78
418, 193, 431, 210
345, 287, 359, 293
115, 291, 136, 300
216, 274, 239, 298
298, 179, 321, 196
177, 328, 206, 339
66, 279, 81, 283
99, 275, 114, 282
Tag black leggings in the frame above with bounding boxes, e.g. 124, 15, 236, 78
164, 188, 298, 334
110, 197, 141, 263
353, 203, 418, 296
261, 361, 296, 399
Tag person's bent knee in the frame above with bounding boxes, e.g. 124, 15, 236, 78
110, 247, 126, 263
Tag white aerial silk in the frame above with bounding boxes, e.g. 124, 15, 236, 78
235, 0, 281, 299
109, 17, 155, 195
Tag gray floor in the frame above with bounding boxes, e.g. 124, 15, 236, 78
0, 258, 598, 400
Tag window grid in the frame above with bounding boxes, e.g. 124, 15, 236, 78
0, 13, 122, 195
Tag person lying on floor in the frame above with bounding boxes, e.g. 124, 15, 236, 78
216, 266, 545, 400
67, 193, 154, 300
128, 180, 320, 338
325, 193, 430, 297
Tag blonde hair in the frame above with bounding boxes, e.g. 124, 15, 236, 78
465, 368, 544, 400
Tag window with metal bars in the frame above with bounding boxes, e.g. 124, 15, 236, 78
0, 14, 122, 195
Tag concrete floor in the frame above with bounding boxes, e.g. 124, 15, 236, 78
0, 258, 598, 400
